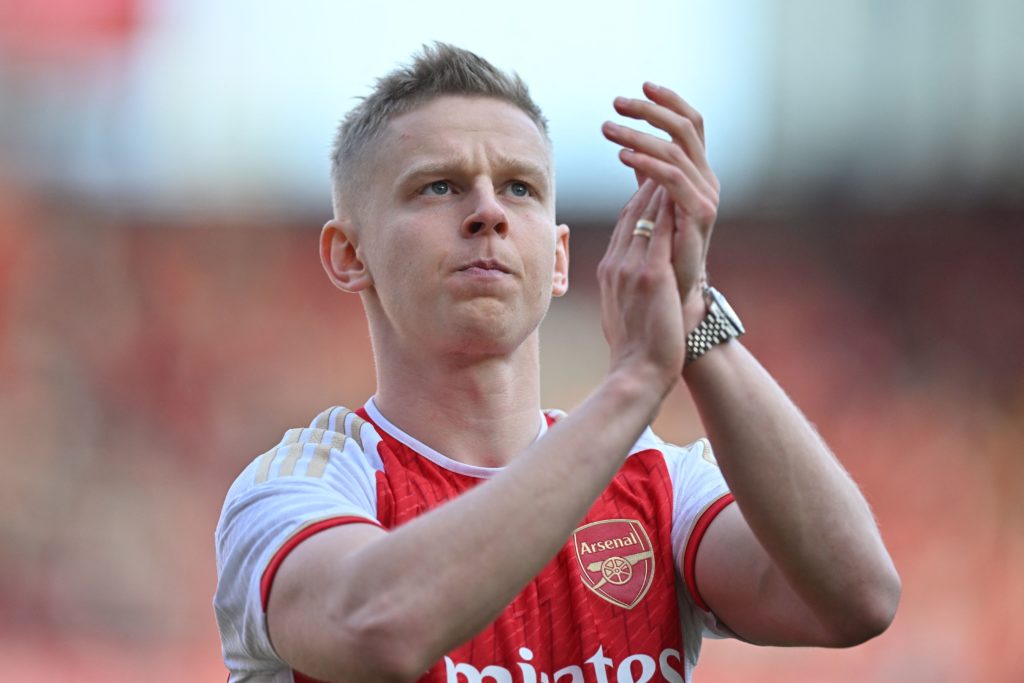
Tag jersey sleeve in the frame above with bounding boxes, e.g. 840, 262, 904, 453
213, 426, 383, 674
662, 437, 735, 636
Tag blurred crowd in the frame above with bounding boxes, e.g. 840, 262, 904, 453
0, 171, 1021, 680
2, 1, 1022, 679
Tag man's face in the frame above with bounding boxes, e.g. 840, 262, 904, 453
353, 95, 569, 358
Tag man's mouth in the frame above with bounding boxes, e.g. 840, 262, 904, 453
459, 259, 511, 274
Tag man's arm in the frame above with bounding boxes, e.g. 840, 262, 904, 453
686, 341, 900, 646
267, 182, 686, 682
603, 83, 900, 646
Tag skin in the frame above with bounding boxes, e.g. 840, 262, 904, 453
321, 97, 568, 465
265, 88, 901, 683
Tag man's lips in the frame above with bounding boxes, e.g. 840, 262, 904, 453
457, 258, 512, 274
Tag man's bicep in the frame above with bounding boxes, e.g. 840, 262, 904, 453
693, 503, 834, 646
267, 520, 387, 677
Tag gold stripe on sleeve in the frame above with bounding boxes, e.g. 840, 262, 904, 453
697, 437, 718, 466
331, 407, 353, 434
253, 413, 360, 484
312, 407, 336, 431
347, 415, 367, 451
321, 430, 347, 452
254, 446, 279, 484
276, 443, 305, 478
306, 442, 340, 479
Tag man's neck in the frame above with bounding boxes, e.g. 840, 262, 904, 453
372, 334, 544, 468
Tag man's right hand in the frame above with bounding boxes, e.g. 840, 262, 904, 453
598, 180, 686, 399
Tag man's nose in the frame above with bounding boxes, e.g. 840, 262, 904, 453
461, 181, 509, 238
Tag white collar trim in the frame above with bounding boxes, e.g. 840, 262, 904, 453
362, 396, 549, 479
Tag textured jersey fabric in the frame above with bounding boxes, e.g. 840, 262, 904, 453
214, 399, 735, 683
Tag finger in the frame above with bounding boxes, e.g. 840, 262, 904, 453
646, 188, 675, 265
642, 82, 705, 146
633, 169, 648, 188
618, 82, 708, 149
602, 121, 716, 197
611, 96, 704, 151
626, 186, 663, 258
613, 178, 657, 252
606, 179, 657, 257
612, 97, 713, 182
619, 150, 718, 228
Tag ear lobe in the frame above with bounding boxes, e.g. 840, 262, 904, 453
320, 219, 372, 293
551, 223, 570, 297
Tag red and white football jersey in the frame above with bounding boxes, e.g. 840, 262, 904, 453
214, 399, 735, 683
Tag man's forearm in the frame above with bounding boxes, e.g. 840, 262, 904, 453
328, 370, 665, 679
683, 340, 900, 627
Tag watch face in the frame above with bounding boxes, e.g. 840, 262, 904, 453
708, 287, 745, 335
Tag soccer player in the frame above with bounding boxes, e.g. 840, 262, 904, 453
214, 44, 900, 683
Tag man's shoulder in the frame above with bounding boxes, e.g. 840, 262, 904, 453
542, 408, 710, 465
222, 405, 385, 504
627, 427, 711, 463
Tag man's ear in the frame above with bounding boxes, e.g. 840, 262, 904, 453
552, 223, 570, 297
320, 218, 372, 293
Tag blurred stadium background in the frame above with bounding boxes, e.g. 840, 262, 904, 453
1, 1, 1021, 680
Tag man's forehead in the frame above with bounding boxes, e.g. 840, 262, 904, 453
377, 95, 553, 170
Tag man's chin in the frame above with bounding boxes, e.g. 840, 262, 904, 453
441, 306, 535, 357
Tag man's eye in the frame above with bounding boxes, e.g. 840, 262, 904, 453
422, 180, 451, 196
508, 182, 531, 197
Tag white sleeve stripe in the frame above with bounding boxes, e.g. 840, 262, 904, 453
319, 429, 347, 451
253, 446, 280, 484
310, 407, 337, 430
346, 413, 367, 451
327, 406, 345, 432
306, 444, 332, 479
333, 406, 350, 432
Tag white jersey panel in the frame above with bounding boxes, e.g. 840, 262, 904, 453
629, 430, 734, 674
626, 431, 731, 566
214, 423, 383, 680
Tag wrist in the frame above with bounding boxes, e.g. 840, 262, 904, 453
603, 363, 674, 410
683, 285, 745, 370
682, 336, 740, 381
680, 271, 708, 336
682, 291, 708, 336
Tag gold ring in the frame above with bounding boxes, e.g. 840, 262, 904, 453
632, 218, 655, 237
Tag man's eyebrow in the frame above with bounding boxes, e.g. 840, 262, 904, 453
395, 157, 467, 186
491, 155, 550, 184
395, 155, 551, 187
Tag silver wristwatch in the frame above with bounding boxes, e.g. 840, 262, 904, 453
685, 285, 745, 364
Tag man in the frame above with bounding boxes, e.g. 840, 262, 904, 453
214, 44, 900, 683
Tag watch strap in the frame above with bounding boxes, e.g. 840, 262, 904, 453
686, 307, 735, 363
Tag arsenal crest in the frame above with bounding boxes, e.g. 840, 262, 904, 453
572, 519, 655, 609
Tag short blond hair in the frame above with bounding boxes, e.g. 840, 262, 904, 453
330, 43, 549, 209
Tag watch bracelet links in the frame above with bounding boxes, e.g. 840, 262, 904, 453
685, 308, 733, 363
